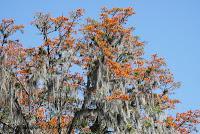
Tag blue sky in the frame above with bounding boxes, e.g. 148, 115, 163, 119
0, 0, 199, 114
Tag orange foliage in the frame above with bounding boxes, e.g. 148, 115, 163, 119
106, 90, 130, 101
36, 107, 46, 119
106, 59, 132, 78
164, 110, 200, 133
0, 7, 199, 134
159, 95, 180, 110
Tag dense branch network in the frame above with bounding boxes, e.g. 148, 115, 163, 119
0, 7, 199, 134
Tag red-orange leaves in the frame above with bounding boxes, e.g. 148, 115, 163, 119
17, 69, 30, 75
106, 59, 132, 78
2, 41, 27, 67
64, 38, 75, 48
73, 8, 84, 18
0, 19, 24, 32
44, 38, 59, 48
164, 110, 200, 134
61, 115, 73, 127
82, 56, 93, 68
17, 91, 29, 105
0, 19, 24, 45
50, 16, 68, 25
106, 90, 130, 101
36, 121, 48, 129
134, 60, 145, 67
175, 110, 200, 133
49, 116, 57, 127
48, 115, 72, 128
34, 115, 73, 131
133, 67, 146, 80
101, 7, 135, 21
13, 25, 24, 31
0, 8, 199, 134
165, 116, 178, 129
160, 95, 180, 110
36, 107, 46, 119
2, 18, 14, 23
149, 54, 166, 68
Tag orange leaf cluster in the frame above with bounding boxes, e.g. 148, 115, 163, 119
106, 90, 130, 101
106, 59, 132, 78
17, 91, 29, 105
160, 95, 180, 110
17, 69, 30, 75
2, 42, 26, 67
164, 110, 200, 133
35, 115, 72, 131
36, 107, 46, 119
50, 16, 68, 24
166, 116, 178, 128
0, 7, 199, 134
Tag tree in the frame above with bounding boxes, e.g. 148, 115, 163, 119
0, 7, 199, 134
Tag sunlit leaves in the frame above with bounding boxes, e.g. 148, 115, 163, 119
0, 19, 24, 46
106, 90, 130, 101
0, 7, 199, 134
164, 110, 200, 133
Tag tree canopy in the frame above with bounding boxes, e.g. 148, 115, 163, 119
0, 7, 199, 134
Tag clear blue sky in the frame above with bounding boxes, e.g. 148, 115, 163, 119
0, 0, 199, 114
